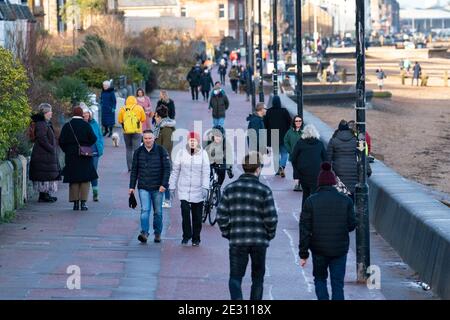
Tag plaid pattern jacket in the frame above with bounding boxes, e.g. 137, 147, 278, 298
217, 174, 278, 247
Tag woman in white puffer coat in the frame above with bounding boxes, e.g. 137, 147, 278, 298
169, 132, 210, 247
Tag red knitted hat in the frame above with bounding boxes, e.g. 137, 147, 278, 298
317, 162, 337, 186
188, 131, 200, 143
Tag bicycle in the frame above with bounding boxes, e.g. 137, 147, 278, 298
202, 164, 233, 226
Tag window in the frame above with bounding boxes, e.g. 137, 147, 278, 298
239, 29, 244, 44
219, 4, 225, 18
181, 6, 186, 17
229, 29, 236, 39
229, 3, 235, 20
239, 3, 243, 20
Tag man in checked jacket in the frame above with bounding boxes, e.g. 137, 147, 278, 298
217, 152, 278, 300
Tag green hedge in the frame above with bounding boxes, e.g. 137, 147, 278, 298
0, 47, 31, 160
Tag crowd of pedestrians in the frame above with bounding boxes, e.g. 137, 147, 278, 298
27, 55, 366, 301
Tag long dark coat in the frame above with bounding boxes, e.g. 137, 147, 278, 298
100, 88, 117, 126
264, 97, 292, 147
327, 130, 358, 194
29, 114, 61, 182
59, 118, 98, 183
291, 137, 327, 184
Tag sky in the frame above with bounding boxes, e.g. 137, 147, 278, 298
396, 0, 442, 9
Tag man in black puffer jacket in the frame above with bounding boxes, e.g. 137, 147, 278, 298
129, 130, 171, 244
299, 162, 356, 300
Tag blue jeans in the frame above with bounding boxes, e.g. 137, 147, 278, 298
312, 254, 347, 300
279, 144, 288, 168
91, 156, 99, 188
229, 246, 267, 300
213, 117, 225, 127
138, 189, 163, 235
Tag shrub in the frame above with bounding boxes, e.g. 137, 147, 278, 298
54, 76, 91, 106
42, 58, 65, 81
127, 57, 151, 81
0, 47, 31, 160
73, 67, 109, 89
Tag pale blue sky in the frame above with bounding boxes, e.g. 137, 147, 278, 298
397, 0, 441, 9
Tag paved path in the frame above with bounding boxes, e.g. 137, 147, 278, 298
0, 68, 438, 300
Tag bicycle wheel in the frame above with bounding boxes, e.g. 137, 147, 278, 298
203, 189, 215, 223
209, 186, 220, 226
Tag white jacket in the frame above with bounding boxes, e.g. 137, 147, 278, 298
169, 147, 210, 203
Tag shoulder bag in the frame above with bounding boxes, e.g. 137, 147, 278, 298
69, 122, 94, 157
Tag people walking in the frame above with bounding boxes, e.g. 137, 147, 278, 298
187, 64, 202, 100
412, 61, 421, 86
154, 106, 176, 208
375, 67, 386, 91
156, 90, 176, 120
291, 124, 327, 209
200, 68, 214, 101
59, 106, 98, 211
100, 80, 116, 137
264, 95, 292, 178
118, 96, 146, 172
218, 60, 227, 85
327, 120, 358, 200
217, 152, 278, 300
228, 65, 240, 93
246, 102, 267, 153
299, 162, 356, 300
29, 103, 61, 203
169, 132, 210, 247
283, 116, 303, 191
209, 82, 229, 128
136, 88, 153, 131
129, 130, 171, 244
81, 103, 104, 202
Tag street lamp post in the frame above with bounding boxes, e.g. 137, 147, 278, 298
258, 0, 264, 102
251, 0, 256, 112
295, 0, 303, 119
355, 0, 370, 283
272, 0, 278, 96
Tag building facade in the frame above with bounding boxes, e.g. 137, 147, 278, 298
0, 0, 35, 51
370, 0, 400, 35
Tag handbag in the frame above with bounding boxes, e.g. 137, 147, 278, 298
334, 175, 351, 195
69, 122, 94, 157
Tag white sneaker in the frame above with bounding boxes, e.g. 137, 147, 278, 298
162, 200, 171, 208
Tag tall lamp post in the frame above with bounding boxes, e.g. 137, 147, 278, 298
295, 0, 303, 119
355, 0, 370, 283
258, 0, 264, 102
249, 0, 256, 112
272, 0, 278, 96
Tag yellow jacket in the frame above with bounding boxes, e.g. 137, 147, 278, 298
118, 96, 146, 133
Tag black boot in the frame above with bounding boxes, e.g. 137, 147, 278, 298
39, 192, 55, 203
73, 200, 80, 210
108, 127, 113, 137
80, 201, 88, 211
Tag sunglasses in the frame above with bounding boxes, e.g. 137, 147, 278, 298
295, 120, 302, 122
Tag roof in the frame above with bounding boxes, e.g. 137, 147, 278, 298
0, 2, 35, 22
118, 0, 178, 7
0, 1, 17, 21
400, 8, 450, 20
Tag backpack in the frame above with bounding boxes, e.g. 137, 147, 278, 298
123, 105, 140, 134
28, 120, 37, 142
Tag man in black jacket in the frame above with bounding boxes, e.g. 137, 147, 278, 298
129, 130, 171, 244
299, 162, 356, 300
264, 95, 291, 178
246, 102, 267, 153
187, 64, 202, 100
217, 152, 278, 300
